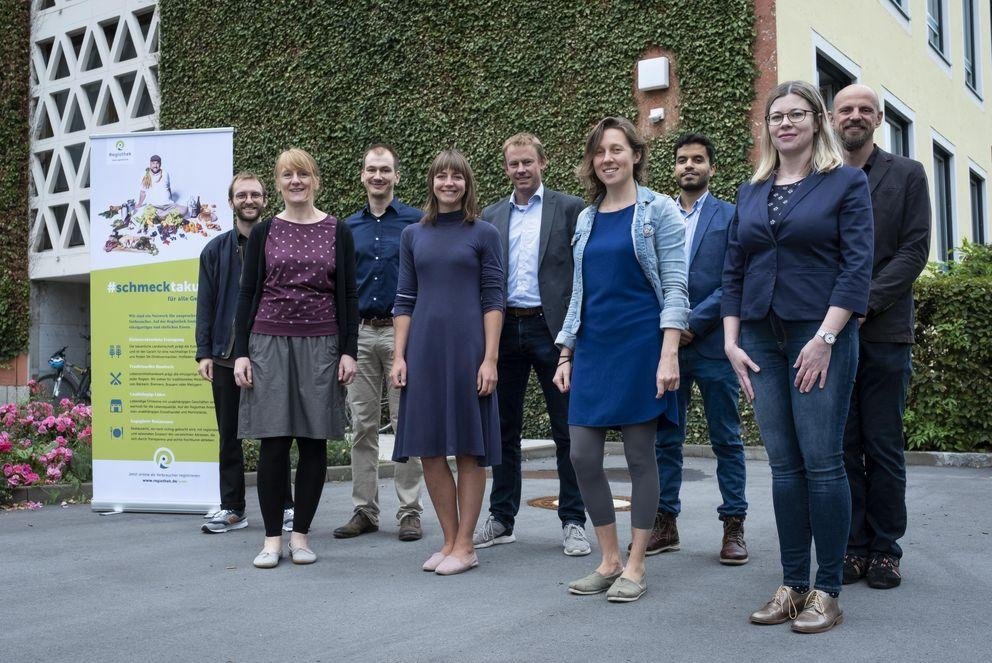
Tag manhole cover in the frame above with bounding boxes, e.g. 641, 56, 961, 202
528, 495, 631, 511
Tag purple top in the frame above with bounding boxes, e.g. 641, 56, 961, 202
252, 215, 338, 336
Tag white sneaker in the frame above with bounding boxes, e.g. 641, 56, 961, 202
203, 507, 221, 519
282, 508, 295, 532
563, 522, 592, 556
472, 515, 516, 548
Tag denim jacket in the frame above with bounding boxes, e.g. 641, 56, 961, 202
555, 184, 690, 350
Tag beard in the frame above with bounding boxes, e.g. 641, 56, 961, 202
680, 174, 710, 193
840, 124, 873, 151
235, 206, 261, 224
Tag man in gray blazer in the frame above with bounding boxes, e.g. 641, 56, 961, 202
831, 84, 931, 590
473, 133, 590, 556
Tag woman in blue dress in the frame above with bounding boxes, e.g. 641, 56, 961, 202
390, 149, 505, 576
554, 117, 689, 602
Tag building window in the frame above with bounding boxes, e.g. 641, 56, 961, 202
971, 171, 987, 244
888, 0, 910, 17
816, 52, 856, 109
963, 0, 979, 93
933, 143, 955, 259
884, 105, 912, 157
927, 0, 947, 56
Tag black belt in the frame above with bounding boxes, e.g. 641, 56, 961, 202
506, 307, 543, 317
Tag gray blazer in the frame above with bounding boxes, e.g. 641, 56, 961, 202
483, 187, 585, 339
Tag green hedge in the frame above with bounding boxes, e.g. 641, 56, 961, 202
905, 244, 992, 451
0, 1, 30, 363
158, 0, 757, 212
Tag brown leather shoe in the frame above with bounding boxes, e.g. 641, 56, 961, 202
750, 585, 808, 625
791, 590, 843, 633
398, 515, 423, 541
719, 515, 749, 565
646, 511, 679, 555
333, 511, 378, 538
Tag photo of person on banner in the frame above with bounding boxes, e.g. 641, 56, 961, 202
137, 154, 188, 220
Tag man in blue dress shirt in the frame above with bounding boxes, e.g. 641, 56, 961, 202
650, 134, 749, 564
334, 144, 424, 541
473, 133, 590, 556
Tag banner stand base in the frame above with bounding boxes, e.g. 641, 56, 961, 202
92, 502, 219, 515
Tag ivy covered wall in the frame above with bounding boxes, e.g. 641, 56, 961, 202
0, 0, 31, 363
158, 0, 758, 212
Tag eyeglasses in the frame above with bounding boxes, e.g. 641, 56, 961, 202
766, 109, 817, 126
233, 192, 264, 201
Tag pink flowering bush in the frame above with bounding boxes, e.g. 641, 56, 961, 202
0, 395, 92, 504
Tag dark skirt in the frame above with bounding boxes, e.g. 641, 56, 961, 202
238, 333, 347, 440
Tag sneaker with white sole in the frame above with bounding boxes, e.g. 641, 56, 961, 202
563, 522, 592, 556
201, 509, 247, 533
282, 508, 294, 532
472, 515, 515, 548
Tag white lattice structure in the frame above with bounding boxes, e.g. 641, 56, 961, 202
29, 0, 160, 281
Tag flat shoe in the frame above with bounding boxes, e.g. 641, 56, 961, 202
288, 545, 317, 565
422, 552, 446, 572
606, 575, 647, 602
568, 570, 623, 595
253, 550, 281, 569
435, 552, 479, 575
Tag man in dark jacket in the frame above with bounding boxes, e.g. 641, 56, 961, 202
473, 133, 590, 556
831, 84, 931, 589
195, 173, 292, 534
651, 134, 748, 564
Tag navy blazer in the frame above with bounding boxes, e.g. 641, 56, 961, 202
685, 194, 735, 359
721, 165, 874, 322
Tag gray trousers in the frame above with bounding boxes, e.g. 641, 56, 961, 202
348, 324, 423, 524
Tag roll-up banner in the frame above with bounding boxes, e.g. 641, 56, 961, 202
89, 129, 232, 512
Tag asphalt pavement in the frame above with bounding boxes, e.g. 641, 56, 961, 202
2, 454, 989, 662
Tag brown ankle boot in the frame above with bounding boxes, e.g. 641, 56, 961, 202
720, 515, 749, 565
645, 511, 680, 556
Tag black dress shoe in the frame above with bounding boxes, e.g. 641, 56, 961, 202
333, 512, 378, 538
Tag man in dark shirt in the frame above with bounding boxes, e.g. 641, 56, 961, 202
334, 144, 424, 541
831, 84, 931, 589
196, 173, 293, 533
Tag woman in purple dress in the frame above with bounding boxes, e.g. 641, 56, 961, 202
390, 149, 505, 576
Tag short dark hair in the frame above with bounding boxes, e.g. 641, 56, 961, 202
149, 154, 161, 163
673, 133, 715, 164
362, 143, 400, 171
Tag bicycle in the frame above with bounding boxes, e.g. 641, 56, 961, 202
35, 335, 91, 404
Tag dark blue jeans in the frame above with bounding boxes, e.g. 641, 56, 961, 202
490, 314, 585, 530
844, 340, 912, 559
741, 316, 857, 594
655, 345, 747, 518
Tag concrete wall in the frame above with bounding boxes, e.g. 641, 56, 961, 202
29, 280, 90, 380
774, 0, 992, 256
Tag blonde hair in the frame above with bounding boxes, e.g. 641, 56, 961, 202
751, 80, 843, 184
501, 132, 547, 163
423, 148, 481, 225
576, 116, 648, 202
273, 148, 321, 198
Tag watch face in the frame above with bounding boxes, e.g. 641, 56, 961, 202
825, 333, 836, 344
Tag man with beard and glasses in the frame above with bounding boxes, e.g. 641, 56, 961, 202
646, 133, 749, 564
334, 144, 425, 542
830, 84, 930, 589
196, 173, 294, 534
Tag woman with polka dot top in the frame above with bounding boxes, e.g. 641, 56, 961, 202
233, 147, 359, 569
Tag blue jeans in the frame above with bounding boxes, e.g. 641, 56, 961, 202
489, 314, 585, 530
844, 340, 912, 558
741, 315, 857, 594
655, 345, 747, 517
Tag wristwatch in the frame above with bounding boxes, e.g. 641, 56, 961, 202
816, 329, 837, 345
